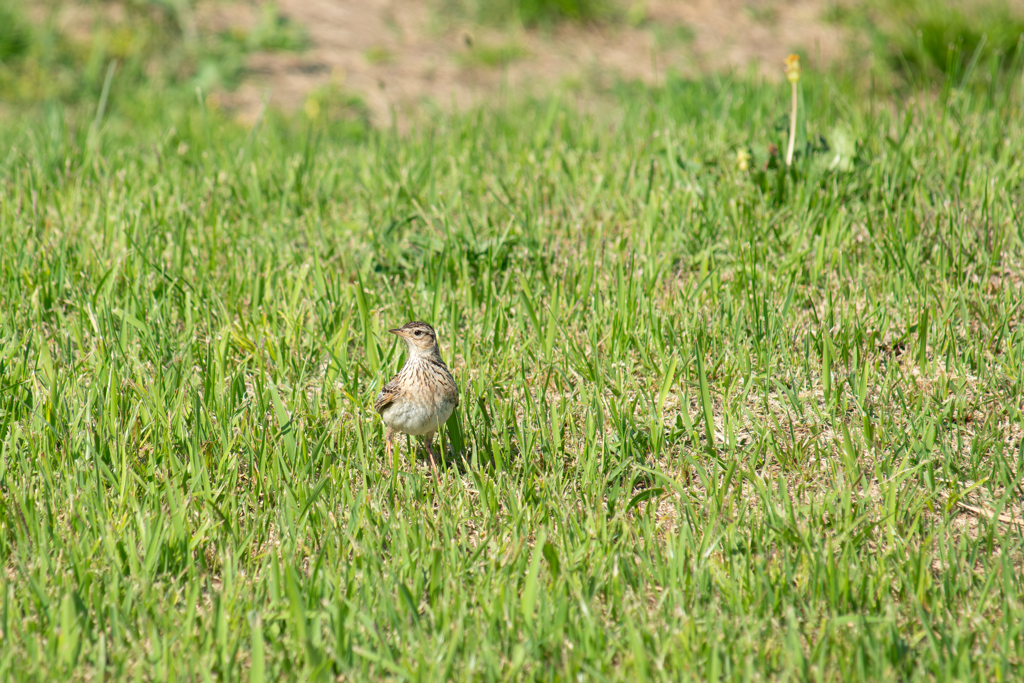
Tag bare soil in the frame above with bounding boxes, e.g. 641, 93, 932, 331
209, 0, 854, 126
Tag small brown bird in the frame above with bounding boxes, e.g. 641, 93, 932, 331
374, 321, 459, 473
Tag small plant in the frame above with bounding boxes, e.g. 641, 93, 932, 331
301, 79, 372, 132
651, 22, 696, 49
365, 45, 395, 65
0, 1, 30, 62
459, 40, 528, 68
442, 0, 617, 27
246, 3, 309, 52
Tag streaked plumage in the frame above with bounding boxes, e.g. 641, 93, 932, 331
375, 321, 459, 472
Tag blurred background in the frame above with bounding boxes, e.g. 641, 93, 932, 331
2, 0, 1023, 129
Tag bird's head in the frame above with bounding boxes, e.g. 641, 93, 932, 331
388, 321, 439, 356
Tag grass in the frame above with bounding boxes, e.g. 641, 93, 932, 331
458, 40, 530, 68
827, 0, 1024, 81
1, 50, 1024, 681
438, 0, 618, 28
0, 0, 307, 105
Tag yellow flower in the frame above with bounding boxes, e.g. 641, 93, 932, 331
304, 97, 321, 120
784, 54, 801, 84
784, 54, 801, 166
736, 148, 751, 172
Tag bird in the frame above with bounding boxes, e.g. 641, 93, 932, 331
374, 321, 459, 474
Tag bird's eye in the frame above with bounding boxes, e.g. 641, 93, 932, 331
414, 330, 422, 336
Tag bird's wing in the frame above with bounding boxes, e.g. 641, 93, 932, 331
374, 377, 401, 415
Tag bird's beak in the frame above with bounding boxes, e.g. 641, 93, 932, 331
388, 328, 403, 336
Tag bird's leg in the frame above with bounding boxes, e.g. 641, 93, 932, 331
385, 427, 396, 460
423, 431, 440, 477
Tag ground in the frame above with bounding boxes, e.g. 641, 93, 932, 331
203, 0, 853, 125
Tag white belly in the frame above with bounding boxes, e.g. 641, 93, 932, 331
381, 398, 454, 436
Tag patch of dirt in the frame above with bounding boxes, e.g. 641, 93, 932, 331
213, 0, 854, 126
